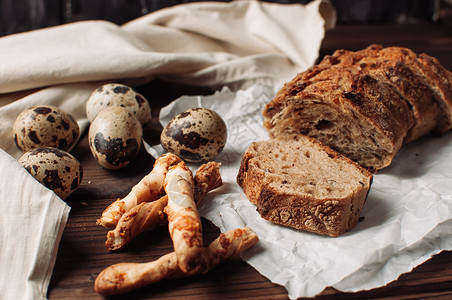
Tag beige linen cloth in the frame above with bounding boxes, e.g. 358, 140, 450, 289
0, 1, 333, 299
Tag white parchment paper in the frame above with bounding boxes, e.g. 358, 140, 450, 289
150, 84, 452, 299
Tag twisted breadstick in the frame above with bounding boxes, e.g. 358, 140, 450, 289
163, 161, 203, 273
105, 195, 169, 251
193, 162, 223, 205
95, 227, 258, 296
97, 153, 182, 228
105, 162, 222, 251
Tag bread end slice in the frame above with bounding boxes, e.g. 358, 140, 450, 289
237, 135, 372, 237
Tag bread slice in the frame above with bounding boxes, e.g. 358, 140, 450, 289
237, 135, 373, 237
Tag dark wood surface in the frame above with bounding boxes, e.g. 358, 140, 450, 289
47, 18, 452, 300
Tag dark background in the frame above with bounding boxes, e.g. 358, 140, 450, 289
0, 0, 445, 37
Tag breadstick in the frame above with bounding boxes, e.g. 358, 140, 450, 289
163, 161, 203, 273
105, 195, 169, 251
193, 161, 222, 205
94, 227, 258, 296
105, 162, 222, 251
97, 153, 182, 228
204, 227, 258, 268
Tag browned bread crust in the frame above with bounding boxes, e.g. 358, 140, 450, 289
237, 135, 373, 237
263, 44, 452, 171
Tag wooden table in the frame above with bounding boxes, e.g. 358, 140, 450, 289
47, 20, 452, 299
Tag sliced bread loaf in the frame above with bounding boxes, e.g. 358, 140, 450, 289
236, 135, 373, 237
379, 46, 452, 133
263, 45, 452, 171
319, 45, 440, 143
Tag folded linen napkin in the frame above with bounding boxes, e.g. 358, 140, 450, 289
0, 148, 70, 300
0, 1, 332, 299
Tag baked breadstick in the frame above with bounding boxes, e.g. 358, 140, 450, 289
163, 161, 203, 273
97, 153, 182, 228
94, 227, 258, 296
105, 195, 169, 251
204, 227, 258, 268
105, 162, 222, 251
193, 161, 222, 205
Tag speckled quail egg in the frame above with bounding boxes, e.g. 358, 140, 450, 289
18, 147, 83, 200
89, 106, 143, 170
13, 105, 80, 152
160, 107, 227, 163
86, 83, 151, 127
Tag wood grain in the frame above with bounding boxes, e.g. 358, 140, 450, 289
48, 21, 452, 299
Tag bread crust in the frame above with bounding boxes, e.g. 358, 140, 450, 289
237, 136, 372, 237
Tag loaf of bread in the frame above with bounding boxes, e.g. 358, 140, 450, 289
237, 45, 452, 237
263, 44, 452, 171
237, 135, 373, 237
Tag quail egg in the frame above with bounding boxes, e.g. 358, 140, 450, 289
13, 105, 80, 152
18, 147, 83, 200
86, 83, 151, 127
160, 108, 227, 163
89, 106, 143, 170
